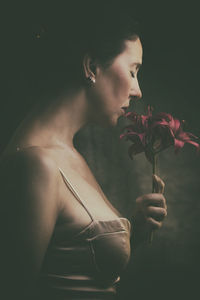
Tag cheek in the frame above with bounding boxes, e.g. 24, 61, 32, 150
91, 68, 131, 115
109, 70, 130, 101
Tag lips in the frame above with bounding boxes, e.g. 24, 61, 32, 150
121, 106, 129, 112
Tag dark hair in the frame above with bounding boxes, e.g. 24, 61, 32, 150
25, 0, 140, 98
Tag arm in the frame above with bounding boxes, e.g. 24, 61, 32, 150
0, 148, 60, 300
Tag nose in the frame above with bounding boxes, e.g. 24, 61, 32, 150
130, 78, 142, 101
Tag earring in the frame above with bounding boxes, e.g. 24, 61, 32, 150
87, 76, 96, 84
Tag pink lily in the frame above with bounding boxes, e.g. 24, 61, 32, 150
120, 106, 200, 163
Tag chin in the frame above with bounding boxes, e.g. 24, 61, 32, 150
101, 115, 119, 128
91, 111, 119, 128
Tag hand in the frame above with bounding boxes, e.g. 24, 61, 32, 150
132, 175, 167, 245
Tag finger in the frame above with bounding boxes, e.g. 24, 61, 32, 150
147, 206, 167, 221
141, 193, 167, 209
153, 174, 165, 194
146, 217, 162, 230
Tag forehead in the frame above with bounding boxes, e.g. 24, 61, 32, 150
114, 38, 143, 66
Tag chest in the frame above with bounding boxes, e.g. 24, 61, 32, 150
55, 153, 121, 237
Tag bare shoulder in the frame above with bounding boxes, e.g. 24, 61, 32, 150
0, 146, 58, 178
0, 146, 60, 212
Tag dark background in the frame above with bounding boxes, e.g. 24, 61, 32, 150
2, 1, 200, 299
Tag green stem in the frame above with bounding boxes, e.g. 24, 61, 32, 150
148, 154, 157, 244
152, 154, 157, 192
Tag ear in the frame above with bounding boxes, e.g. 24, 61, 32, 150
82, 54, 97, 80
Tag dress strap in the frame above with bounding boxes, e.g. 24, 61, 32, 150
59, 168, 94, 222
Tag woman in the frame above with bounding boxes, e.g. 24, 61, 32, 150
1, 2, 167, 299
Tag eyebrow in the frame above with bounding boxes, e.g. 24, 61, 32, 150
131, 62, 142, 70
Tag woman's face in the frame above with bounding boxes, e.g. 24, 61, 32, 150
88, 38, 143, 127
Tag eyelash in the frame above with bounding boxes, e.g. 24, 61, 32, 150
130, 71, 135, 78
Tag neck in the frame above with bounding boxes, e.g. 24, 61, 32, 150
8, 88, 90, 151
